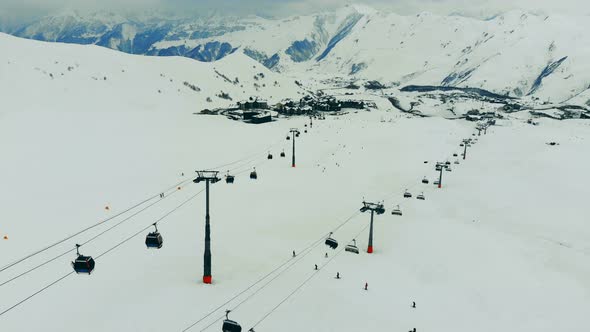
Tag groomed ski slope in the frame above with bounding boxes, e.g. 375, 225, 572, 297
1, 34, 590, 332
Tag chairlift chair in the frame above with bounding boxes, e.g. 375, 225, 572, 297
391, 205, 403, 216
280, 151, 286, 157
72, 244, 95, 274
222, 310, 242, 332
286, 135, 291, 140
345, 239, 360, 254
446, 166, 452, 172
267, 152, 273, 160
454, 160, 460, 165
460, 143, 465, 147
296, 132, 300, 137
145, 223, 163, 249
417, 193, 425, 201
403, 190, 412, 198
325, 232, 338, 249
453, 153, 458, 157
250, 168, 258, 180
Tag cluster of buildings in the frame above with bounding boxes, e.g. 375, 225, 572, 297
213, 96, 372, 124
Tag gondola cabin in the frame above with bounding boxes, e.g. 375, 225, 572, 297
145, 232, 163, 249
72, 245, 95, 274
222, 311, 242, 332
267, 153, 273, 160
280, 151, 286, 157
250, 169, 258, 180
226, 175, 235, 184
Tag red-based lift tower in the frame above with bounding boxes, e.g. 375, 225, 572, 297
194, 170, 221, 284
360, 201, 385, 254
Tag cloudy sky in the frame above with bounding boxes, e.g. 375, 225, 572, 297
1, 0, 589, 20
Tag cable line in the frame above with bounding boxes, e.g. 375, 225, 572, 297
0, 177, 193, 274
182, 210, 361, 331
0, 181, 192, 288
0, 187, 205, 318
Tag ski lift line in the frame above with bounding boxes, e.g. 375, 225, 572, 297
203, 136, 286, 172
183, 210, 362, 332
0, 271, 75, 318
0, 178, 192, 275
0, 181, 192, 288
95, 188, 205, 261
0, 248, 74, 288
190, 235, 326, 332
80, 182, 188, 247
249, 222, 371, 331
0, 188, 206, 318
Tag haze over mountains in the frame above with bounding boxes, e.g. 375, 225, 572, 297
3, 4, 590, 104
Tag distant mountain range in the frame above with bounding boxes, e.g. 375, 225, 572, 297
3, 5, 590, 104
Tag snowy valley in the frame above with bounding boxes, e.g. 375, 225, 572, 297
0, 5, 590, 332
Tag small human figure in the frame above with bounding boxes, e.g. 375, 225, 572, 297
314, 264, 318, 270
336, 272, 340, 279
364, 282, 368, 290
181, 172, 184, 176
325, 252, 328, 258
412, 301, 416, 308
292, 250, 296, 258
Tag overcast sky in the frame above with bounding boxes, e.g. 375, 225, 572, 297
1, 0, 589, 20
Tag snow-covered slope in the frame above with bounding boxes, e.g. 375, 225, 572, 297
0, 32, 303, 113
1, 31, 590, 332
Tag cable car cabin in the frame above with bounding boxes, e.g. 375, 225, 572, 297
422, 177, 429, 184
222, 319, 242, 332
296, 133, 300, 137
417, 193, 426, 201
453, 153, 458, 157
403, 190, 412, 198
460, 143, 465, 147
250, 171, 258, 180
72, 255, 95, 274
280, 151, 286, 157
445, 161, 451, 165
325, 234, 338, 250
267, 153, 273, 160
222, 311, 241, 332
226, 175, 235, 184
145, 232, 163, 249
286, 136, 291, 140
304, 130, 308, 133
